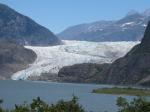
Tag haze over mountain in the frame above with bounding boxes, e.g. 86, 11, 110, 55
58, 9, 150, 42
0, 3, 61, 46
58, 21, 150, 86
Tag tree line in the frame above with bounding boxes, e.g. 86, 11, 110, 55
0, 96, 150, 112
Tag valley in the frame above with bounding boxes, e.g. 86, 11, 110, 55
11, 40, 139, 80
0, 1, 150, 112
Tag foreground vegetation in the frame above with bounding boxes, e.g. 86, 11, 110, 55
0, 96, 150, 112
0, 96, 85, 112
117, 97, 150, 112
92, 87, 150, 96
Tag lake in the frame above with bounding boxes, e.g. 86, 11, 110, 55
0, 80, 133, 112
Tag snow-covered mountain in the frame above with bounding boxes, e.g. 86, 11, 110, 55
58, 9, 150, 41
11, 40, 139, 80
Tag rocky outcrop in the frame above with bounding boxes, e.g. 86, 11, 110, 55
58, 63, 109, 83
58, 21, 150, 86
0, 41, 36, 79
27, 73, 58, 82
0, 3, 61, 46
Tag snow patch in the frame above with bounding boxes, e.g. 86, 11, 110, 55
121, 22, 135, 27
87, 26, 103, 32
142, 24, 147, 27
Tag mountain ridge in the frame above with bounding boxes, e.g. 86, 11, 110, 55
58, 9, 150, 42
0, 3, 61, 46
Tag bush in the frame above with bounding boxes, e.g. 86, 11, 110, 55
0, 96, 85, 112
117, 97, 150, 112
1, 96, 150, 112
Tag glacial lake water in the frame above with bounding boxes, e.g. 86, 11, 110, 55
0, 80, 134, 112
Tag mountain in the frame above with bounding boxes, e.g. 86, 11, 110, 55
0, 41, 36, 79
0, 3, 61, 45
58, 21, 150, 86
58, 10, 150, 42
102, 21, 150, 86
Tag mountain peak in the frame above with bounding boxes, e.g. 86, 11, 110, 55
142, 8, 150, 17
0, 3, 9, 8
126, 10, 139, 16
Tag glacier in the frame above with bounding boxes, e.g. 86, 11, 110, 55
11, 40, 140, 80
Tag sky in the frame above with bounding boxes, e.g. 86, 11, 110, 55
0, 0, 150, 33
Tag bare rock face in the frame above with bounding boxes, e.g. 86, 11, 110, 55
0, 41, 36, 79
58, 63, 110, 83
58, 22, 150, 86
0, 3, 61, 46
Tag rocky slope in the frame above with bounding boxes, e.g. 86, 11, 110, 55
58, 21, 150, 86
0, 3, 61, 46
58, 63, 110, 83
103, 21, 150, 86
58, 9, 150, 42
0, 41, 36, 79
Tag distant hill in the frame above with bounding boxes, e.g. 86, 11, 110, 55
58, 21, 150, 86
0, 3, 61, 46
0, 41, 36, 79
58, 9, 150, 42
